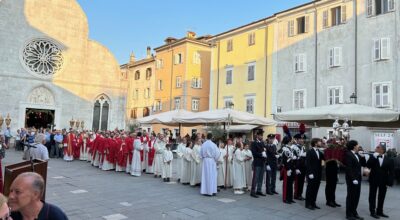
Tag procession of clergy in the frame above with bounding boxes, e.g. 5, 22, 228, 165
61, 126, 394, 220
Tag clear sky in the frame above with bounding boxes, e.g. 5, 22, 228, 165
76, 0, 311, 65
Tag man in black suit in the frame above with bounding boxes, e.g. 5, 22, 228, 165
250, 131, 267, 198
345, 140, 366, 220
293, 134, 307, 201
367, 143, 394, 219
305, 138, 324, 210
265, 134, 278, 195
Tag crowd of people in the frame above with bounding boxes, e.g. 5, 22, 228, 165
1, 126, 400, 220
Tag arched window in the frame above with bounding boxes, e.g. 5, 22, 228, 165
143, 107, 150, 117
146, 68, 152, 80
135, 70, 140, 80
92, 95, 110, 131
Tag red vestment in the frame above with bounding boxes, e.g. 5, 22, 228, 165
148, 139, 156, 166
116, 138, 127, 167
64, 133, 76, 157
125, 137, 133, 164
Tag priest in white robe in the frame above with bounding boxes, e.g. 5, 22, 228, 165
181, 141, 193, 185
162, 145, 173, 182
153, 134, 166, 178
243, 143, 254, 191
225, 139, 235, 187
217, 141, 227, 188
233, 143, 246, 194
131, 132, 143, 177
190, 139, 202, 186
175, 137, 186, 182
200, 133, 220, 196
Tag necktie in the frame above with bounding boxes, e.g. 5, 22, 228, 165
377, 155, 382, 158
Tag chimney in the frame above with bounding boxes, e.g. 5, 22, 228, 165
187, 31, 196, 39
164, 37, 177, 44
146, 46, 151, 59
129, 52, 135, 63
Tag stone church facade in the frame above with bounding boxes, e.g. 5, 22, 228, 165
0, 0, 127, 131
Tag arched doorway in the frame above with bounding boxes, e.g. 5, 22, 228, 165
25, 87, 56, 129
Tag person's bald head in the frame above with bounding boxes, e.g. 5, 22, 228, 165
13, 172, 44, 199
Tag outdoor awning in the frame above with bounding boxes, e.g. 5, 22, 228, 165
275, 104, 400, 127
173, 108, 276, 126
137, 110, 194, 125
204, 124, 260, 133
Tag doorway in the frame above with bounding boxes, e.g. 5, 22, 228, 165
25, 108, 55, 129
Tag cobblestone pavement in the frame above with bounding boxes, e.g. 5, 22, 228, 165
2, 149, 400, 220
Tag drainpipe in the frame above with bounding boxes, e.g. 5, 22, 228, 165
264, 24, 269, 117
314, 4, 318, 107
354, 0, 358, 103
216, 41, 221, 109
169, 46, 174, 110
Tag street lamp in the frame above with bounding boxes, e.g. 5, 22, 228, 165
350, 93, 357, 104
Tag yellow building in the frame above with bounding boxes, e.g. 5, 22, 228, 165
121, 47, 155, 131
152, 32, 212, 135
209, 18, 276, 134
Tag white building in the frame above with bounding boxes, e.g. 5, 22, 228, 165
273, 0, 400, 151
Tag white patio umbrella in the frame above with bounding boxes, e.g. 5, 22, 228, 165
137, 109, 194, 125
173, 108, 276, 126
275, 103, 399, 127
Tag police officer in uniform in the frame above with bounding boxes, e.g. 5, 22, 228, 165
293, 133, 307, 201
265, 134, 279, 195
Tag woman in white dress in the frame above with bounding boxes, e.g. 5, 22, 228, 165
181, 141, 193, 185
217, 140, 227, 189
233, 141, 246, 194
243, 142, 254, 191
190, 139, 202, 186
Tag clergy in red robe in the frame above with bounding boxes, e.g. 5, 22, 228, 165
116, 135, 127, 172
63, 130, 76, 162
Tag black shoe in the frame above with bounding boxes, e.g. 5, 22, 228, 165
283, 200, 291, 204
370, 213, 380, 219
313, 205, 320, 209
354, 215, 364, 220
326, 202, 336, 208
267, 192, 274, 195
294, 196, 305, 201
306, 205, 315, 210
377, 213, 389, 218
273, 191, 279, 195
334, 202, 341, 207
250, 193, 259, 198
256, 192, 266, 196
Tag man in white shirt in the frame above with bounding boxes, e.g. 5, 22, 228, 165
26, 133, 49, 161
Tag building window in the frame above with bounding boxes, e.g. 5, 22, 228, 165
134, 89, 139, 100
226, 69, 233, 85
130, 108, 137, 119
191, 78, 202, 89
323, 10, 329, 28
158, 80, 163, 90
327, 86, 343, 105
156, 59, 163, 69
174, 53, 183, 65
248, 32, 255, 46
288, 20, 295, 37
328, 47, 342, 68
155, 100, 162, 112
174, 97, 181, 110
92, 95, 110, 130
134, 70, 140, 80
295, 54, 307, 72
293, 90, 306, 110
246, 97, 255, 114
247, 63, 255, 81
297, 16, 309, 34
370, 0, 396, 16
143, 107, 150, 117
146, 68, 152, 80
374, 38, 391, 61
192, 99, 200, 111
331, 6, 346, 26
373, 82, 392, 108
227, 39, 233, 52
193, 52, 201, 64
144, 88, 150, 99
224, 98, 234, 109
176, 76, 182, 88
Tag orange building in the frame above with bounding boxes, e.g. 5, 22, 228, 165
152, 32, 212, 135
